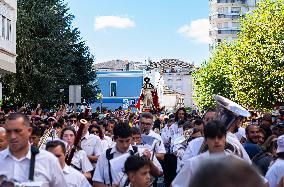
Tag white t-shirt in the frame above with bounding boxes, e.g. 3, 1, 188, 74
81, 132, 103, 157
0, 147, 68, 187
173, 151, 218, 187
101, 135, 114, 152
265, 159, 284, 187
71, 150, 93, 173
81, 132, 103, 168
63, 165, 92, 187
181, 132, 251, 166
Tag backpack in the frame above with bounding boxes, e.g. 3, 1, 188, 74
105, 146, 138, 186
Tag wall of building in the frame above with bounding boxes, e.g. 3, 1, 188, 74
163, 94, 178, 110
0, 0, 17, 74
92, 71, 144, 110
209, 0, 259, 48
163, 73, 193, 107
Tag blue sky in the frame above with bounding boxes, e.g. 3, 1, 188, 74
65, 0, 210, 66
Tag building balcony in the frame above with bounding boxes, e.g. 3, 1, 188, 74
210, 14, 243, 24
210, 29, 240, 36
209, 0, 246, 4
218, 29, 240, 35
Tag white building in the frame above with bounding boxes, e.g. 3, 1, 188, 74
163, 85, 184, 111
209, 0, 259, 49
0, 0, 17, 100
147, 59, 194, 107
0, 0, 17, 74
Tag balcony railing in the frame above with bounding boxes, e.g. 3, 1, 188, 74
216, 0, 246, 3
217, 29, 240, 34
218, 14, 241, 19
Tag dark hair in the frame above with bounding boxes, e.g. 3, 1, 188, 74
58, 118, 66, 125
262, 135, 277, 153
53, 122, 62, 129
189, 156, 264, 187
193, 119, 204, 126
108, 119, 116, 125
204, 108, 216, 118
113, 122, 132, 139
89, 124, 103, 139
259, 124, 272, 140
60, 126, 76, 139
183, 121, 192, 130
131, 127, 141, 135
124, 155, 151, 174
68, 113, 78, 119
169, 114, 175, 119
46, 140, 66, 155
178, 120, 185, 127
139, 112, 153, 122
31, 126, 42, 136
175, 107, 187, 122
6, 113, 30, 127
204, 120, 226, 139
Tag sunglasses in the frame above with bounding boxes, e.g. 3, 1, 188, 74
69, 120, 77, 123
91, 130, 99, 134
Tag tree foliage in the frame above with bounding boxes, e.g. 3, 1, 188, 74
1, 0, 97, 108
193, 0, 284, 111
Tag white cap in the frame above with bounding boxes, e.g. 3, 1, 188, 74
277, 135, 284, 153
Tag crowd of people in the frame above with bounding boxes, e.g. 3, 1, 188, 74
0, 103, 284, 187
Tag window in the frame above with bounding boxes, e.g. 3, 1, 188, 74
232, 22, 240, 28
2, 15, 5, 38
231, 7, 241, 14
217, 7, 228, 14
110, 81, 117, 97
7, 19, 11, 40
223, 22, 228, 28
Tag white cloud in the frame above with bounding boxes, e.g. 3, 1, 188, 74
94, 16, 135, 31
178, 18, 210, 44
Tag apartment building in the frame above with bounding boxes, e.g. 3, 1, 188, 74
209, 0, 259, 49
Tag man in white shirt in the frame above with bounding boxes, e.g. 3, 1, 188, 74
265, 134, 284, 187
173, 120, 265, 187
181, 108, 251, 165
93, 122, 161, 187
172, 120, 228, 187
0, 113, 67, 187
80, 121, 103, 168
161, 118, 175, 146
46, 140, 91, 187
139, 112, 166, 161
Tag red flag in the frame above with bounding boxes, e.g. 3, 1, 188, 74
135, 93, 144, 110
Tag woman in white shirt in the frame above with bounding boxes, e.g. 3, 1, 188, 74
61, 126, 93, 180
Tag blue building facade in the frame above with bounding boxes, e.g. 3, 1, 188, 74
92, 71, 145, 110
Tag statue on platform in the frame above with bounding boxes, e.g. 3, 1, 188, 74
136, 77, 160, 112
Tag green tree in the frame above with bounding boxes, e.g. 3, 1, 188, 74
193, 42, 236, 111
193, 0, 284, 111
2, 0, 97, 108
231, 0, 284, 110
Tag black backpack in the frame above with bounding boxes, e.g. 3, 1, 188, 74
105, 146, 138, 186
